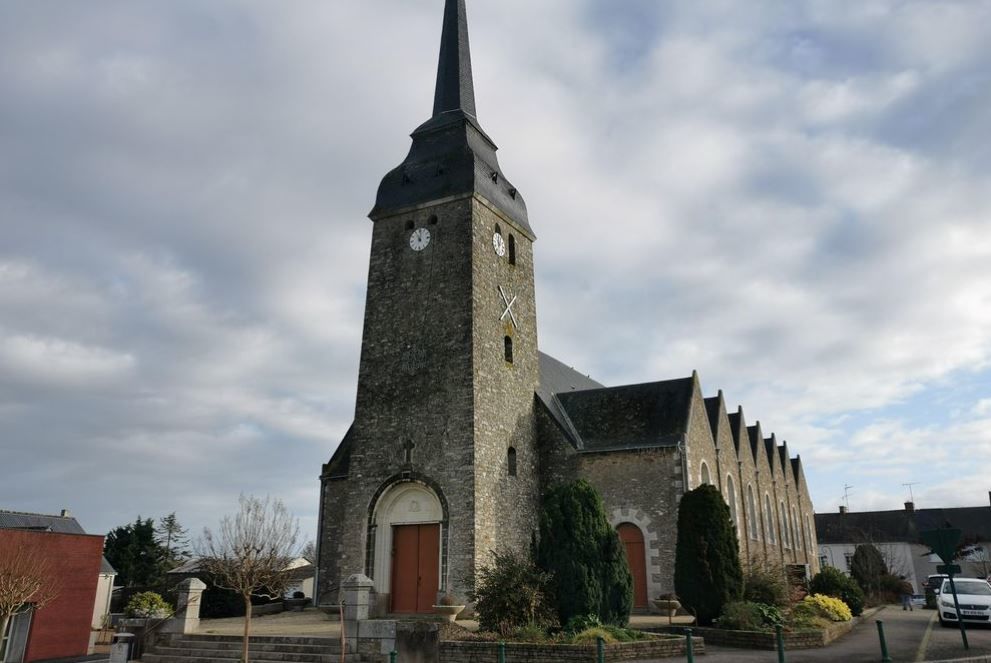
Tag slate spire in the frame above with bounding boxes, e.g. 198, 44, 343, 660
370, 0, 532, 235
433, 0, 477, 119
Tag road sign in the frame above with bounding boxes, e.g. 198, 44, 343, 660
921, 528, 962, 564
938, 564, 963, 575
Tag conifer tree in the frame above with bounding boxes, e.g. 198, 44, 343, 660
850, 543, 887, 597
537, 479, 633, 626
674, 484, 743, 625
156, 512, 190, 566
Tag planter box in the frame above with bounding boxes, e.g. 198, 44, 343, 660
439, 634, 702, 662
649, 615, 865, 651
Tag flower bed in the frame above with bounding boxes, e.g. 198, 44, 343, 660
439, 634, 702, 662
646, 607, 879, 651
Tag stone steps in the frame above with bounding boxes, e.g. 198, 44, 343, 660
144, 634, 362, 663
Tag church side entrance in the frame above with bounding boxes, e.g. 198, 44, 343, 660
617, 523, 648, 609
390, 523, 440, 613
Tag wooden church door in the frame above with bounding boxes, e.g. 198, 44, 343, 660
390, 523, 440, 613
617, 523, 648, 609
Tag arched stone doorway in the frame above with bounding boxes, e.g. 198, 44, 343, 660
369, 481, 444, 614
617, 523, 648, 609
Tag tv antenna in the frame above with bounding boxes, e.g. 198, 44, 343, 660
843, 484, 854, 510
903, 482, 920, 503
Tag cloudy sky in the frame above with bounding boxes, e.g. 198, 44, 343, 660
1, 0, 990, 544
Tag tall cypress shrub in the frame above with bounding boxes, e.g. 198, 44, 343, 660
850, 543, 887, 597
537, 480, 633, 626
674, 484, 743, 625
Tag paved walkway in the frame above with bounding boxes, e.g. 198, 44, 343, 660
640, 607, 991, 662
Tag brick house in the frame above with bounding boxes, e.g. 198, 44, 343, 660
317, 0, 818, 616
0, 510, 108, 663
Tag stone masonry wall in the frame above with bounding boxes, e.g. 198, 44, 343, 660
320, 198, 479, 609
470, 196, 541, 568
577, 447, 682, 597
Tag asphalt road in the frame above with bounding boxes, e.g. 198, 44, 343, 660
640, 606, 991, 663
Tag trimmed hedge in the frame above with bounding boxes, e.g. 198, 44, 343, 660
674, 485, 743, 625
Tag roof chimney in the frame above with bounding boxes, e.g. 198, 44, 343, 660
839, 505, 848, 514
60, 509, 71, 518
905, 501, 915, 512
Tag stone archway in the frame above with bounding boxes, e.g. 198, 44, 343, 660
369, 481, 444, 613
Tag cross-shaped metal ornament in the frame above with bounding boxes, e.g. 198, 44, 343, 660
498, 286, 519, 329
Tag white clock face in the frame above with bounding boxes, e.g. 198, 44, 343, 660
492, 232, 506, 257
409, 228, 431, 251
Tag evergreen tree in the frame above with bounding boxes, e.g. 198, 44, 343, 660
674, 484, 743, 625
537, 479, 633, 626
104, 517, 168, 588
156, 512, 190, 566
850, 543, 888, 597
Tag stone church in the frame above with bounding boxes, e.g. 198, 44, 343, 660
317, 0, 819, 615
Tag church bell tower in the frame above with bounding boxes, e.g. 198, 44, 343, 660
318, 0, 540, 614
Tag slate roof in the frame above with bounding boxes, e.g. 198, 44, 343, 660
323, 425, 354, 480
727, 411, 745, 455
0, 509, 86, 534
370, 0, 531, 234
704, 396, 723, 440
816, 506, 991, 545
555, 378, 695, 453
536, 352, 604, 447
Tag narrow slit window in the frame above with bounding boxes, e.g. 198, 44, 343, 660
508, 447, 517, 477
508, 235, 516, 265
405, 220, 414, 230
504, 336, 514, 363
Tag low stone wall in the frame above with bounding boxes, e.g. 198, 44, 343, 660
439, 635, 702, 662
649, 619, 855, 651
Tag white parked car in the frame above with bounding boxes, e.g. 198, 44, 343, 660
938, 578, 991, 627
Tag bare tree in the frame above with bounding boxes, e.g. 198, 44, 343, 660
199, 495, 299, 663
0, 532, 60, 647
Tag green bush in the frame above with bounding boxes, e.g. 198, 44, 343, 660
743, 561, 790, 607
674, 485, 744, 625
564, 614, 602, 634
537, 480, 633, 627
718, 601, 782, 631
718, 601, 763, 631
469, 549, 556, 637
787, 602, 832, 630
809, 567, 865, 616
850, 544, 887, 596
124, 591, 173, 618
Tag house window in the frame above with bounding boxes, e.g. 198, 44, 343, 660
726, 475, 738, 533
508, 447, 517, 477
764, 494, 776, 544
820, 555, 828, 568
747, 485, 759, 541
504, 336, 514, 363
844, 553, 854, 571
700, 462, 711, 486
508, 234, 517, 265
780, 501, 789, 548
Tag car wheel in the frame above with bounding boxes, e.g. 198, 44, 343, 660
939, 616, 949, 628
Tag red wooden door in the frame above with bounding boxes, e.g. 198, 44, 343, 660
618, 523, 648, 609
391, 523, 440, 613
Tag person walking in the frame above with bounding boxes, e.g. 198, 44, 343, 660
899, 575, 915, 611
